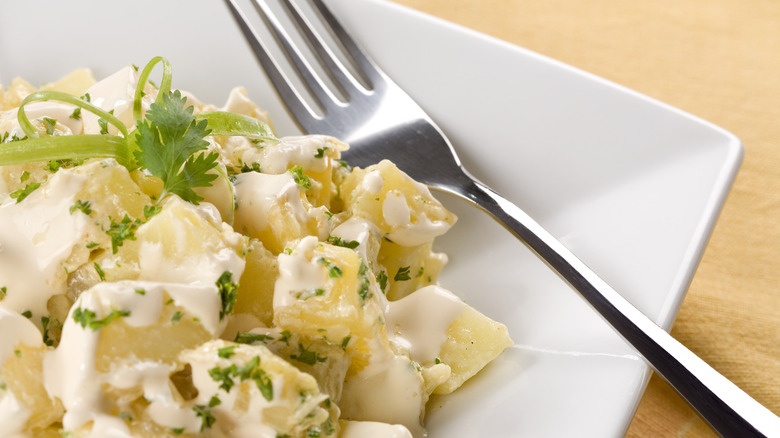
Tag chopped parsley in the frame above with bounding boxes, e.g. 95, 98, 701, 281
290, 343, 328, 366
9, 182, 40, 203
0, 286, 6, 301
394, 266, 412, 281
314, 146, 328, 158
289, 165, 311, 190
357, 262, 371, 302
21, 310, 32, 319
326, 235, 359, 249
216, 271, 239, 320
171, 311, 184, 324
234, 332, 274, 344
294, 288, 326, 301
218, 345, 237, 358
94, 262, 106, 281
42, 117, 57, 135
208, 355, 273, 401
69, 199, 92, 215
106, 215, 142, 254
72, 307, 130, 331
377, 270, 388, 293
317, 257, 343, 279
193, 403, 217, 431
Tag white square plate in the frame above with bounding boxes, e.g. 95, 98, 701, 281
0, 0, 741, 436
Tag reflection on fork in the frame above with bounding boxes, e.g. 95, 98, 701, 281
224, 0, 780, 436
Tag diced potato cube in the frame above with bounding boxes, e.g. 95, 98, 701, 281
433, 304, 513, 395
2, 344, 64, 431
178, 340, 340, 437
232, 327, 350, 403
39, 68, 96, 96
234, 238, 278, 327
338, 160, 456, 247
89, 195, 246, 288
273, 236, 387, 374
378, 240, 447, 301
233, 171, 330, 254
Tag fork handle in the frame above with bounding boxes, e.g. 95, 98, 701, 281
459, 176, 780, 438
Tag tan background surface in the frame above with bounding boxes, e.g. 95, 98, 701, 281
387, 0, 780, 436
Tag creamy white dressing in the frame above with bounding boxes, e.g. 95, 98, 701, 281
258, 135, 338, 174
0, 101, 83, 138
136, 198, 246, 296
0, 307, 43, 365
81, 65, 150, 135
362, 169, 383, 194
233, 171, 325, 241
0, 169, 89, 318
0, 389, 31, 437
273, 236, 327, 309
341, 421, 413, 438
382, 190, 411, 227
340, 352, 426, 437
180, 341, 290, 437
331, 216, 381, 264
385, 285, 465, 364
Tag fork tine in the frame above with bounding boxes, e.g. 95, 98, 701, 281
306, 0, 384, 88
248, 0, 348, 114
280, 0, 372, 97
225, 0, 322, 125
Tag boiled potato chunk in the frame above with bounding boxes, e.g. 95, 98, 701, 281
2, 344, 64, 431
89, 195, 246, 288
231, 327, 350, 404
339, 159, 456, 247
39, 68, 96, 96
233, 171, 330, 254
378, 240, 447, 301
273, 236, 387, 374
233, 238, 278, 327
433, 304, 513, 395
179, 340, 340, 437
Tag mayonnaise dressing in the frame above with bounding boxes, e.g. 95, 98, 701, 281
0, 307, 43, 365
382, 188, 454, 247
331, 216, 382, 264
340, 352, 426, 437
361, 169, 383, 194
0, 169, 89, 319
0, 101, 83, 138
385, 285, 465, 364
258, 135, 340, 174
81, 65, 151, 135
233, 171, 326, 241
0, 389, 31, 437
180, 340, 299, 437
273, 235, 327, 309
136, 198, 246, 295
341, 421, 413, 438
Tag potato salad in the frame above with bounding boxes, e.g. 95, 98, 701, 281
0, 58, 513, 438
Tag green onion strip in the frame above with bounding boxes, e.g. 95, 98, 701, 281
133, 56, 173, 122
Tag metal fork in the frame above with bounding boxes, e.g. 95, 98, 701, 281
224, 0, 780, 436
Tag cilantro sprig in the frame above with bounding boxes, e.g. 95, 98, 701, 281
133, 90, 218, 203
0, 57, 277, 205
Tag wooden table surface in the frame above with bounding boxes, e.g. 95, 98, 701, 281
388, 0, 780, 436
